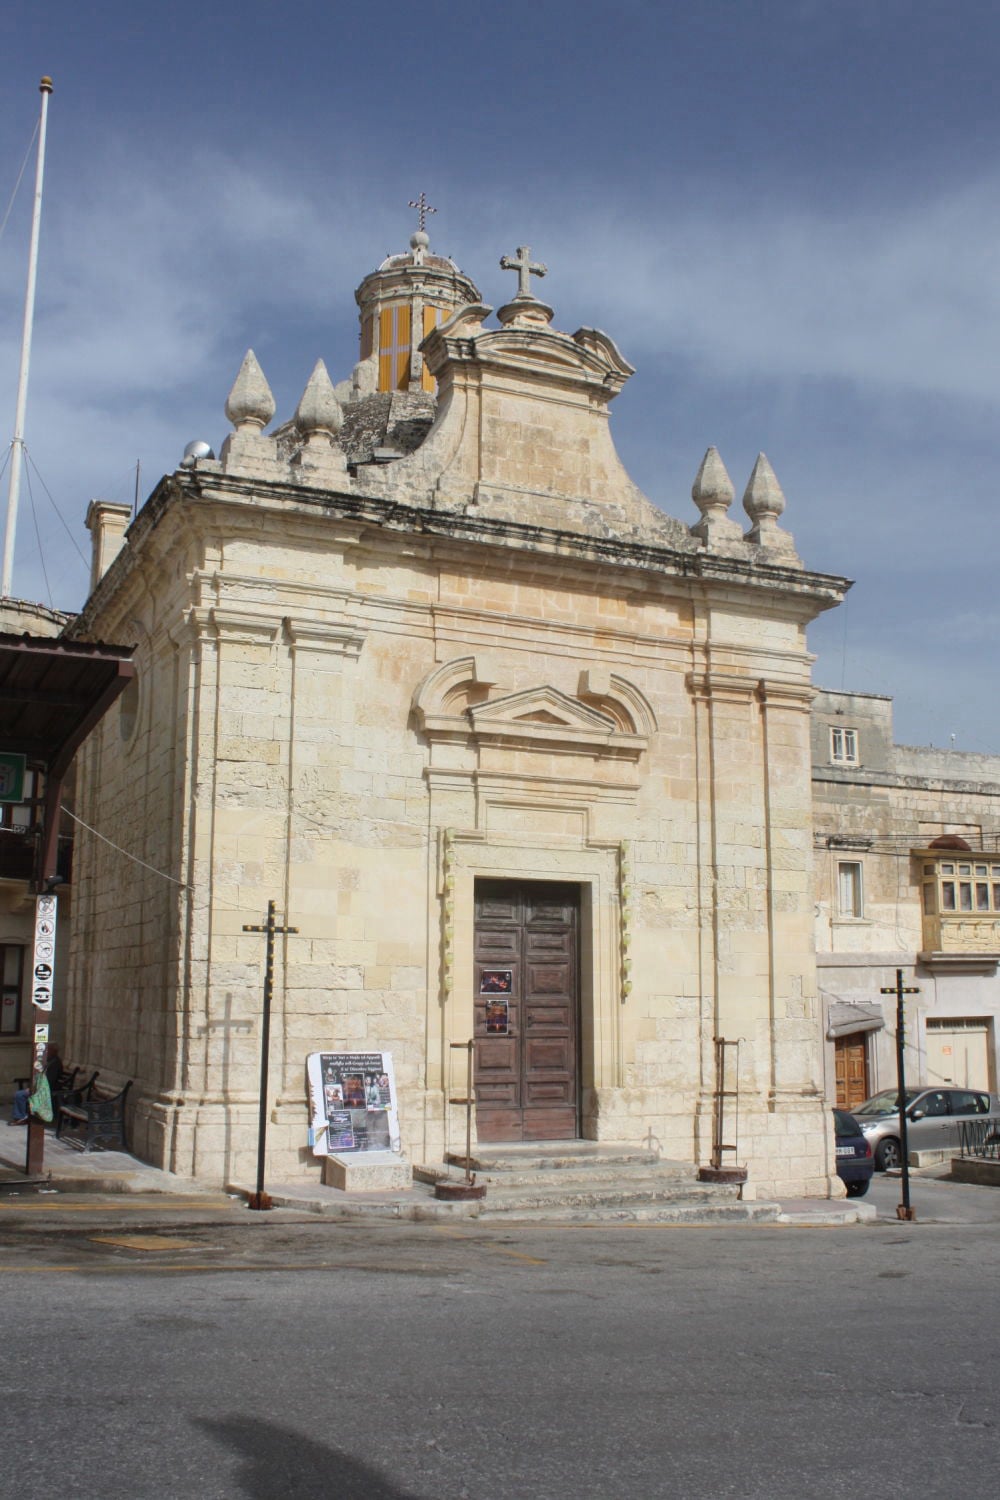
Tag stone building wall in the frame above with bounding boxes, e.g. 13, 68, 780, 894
64, 246, 850, 1198
813, 688, 1000, 1101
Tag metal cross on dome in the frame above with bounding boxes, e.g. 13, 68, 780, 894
408, 192, 437, 233
500, 244, 547, 299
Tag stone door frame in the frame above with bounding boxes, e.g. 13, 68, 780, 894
433, 828, 628, 1157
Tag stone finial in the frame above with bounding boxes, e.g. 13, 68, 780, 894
742, 452, 795, 552
295, 359, 342, 442
225, 350, 276, 432
690, 447, 741, 546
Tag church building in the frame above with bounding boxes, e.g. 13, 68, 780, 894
66, 225, 850, 1198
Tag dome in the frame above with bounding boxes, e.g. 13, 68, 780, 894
357, 225, 481, 395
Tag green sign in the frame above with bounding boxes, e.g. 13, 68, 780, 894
0, 753, 26, 802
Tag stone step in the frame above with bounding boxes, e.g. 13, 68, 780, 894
477, 1198, 781, 1225
444, 1146, 667, 1175
433, 1162, 696, 1190
448, 1180, 744, 1214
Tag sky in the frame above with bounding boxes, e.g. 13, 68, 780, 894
1, 0, 998, 748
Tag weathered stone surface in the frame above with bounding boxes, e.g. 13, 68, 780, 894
323, 1152, 412, 1192
62, 236, 852, 1203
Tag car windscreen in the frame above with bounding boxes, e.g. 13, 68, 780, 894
833, 1109, 863, 1138
852, 1089, 921, 1116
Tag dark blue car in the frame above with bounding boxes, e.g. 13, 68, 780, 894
833, 1108, 874, 1196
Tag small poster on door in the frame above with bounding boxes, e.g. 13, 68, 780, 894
480, 969, 512, 994
485, 998, 509, 1034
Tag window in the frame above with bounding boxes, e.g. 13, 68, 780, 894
830, 727, 859, 764
922, 860, 1000, 916
0, 945, 24, 1035
837, 861, 864, 918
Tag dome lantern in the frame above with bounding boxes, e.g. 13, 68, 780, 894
355, 197, 481, 394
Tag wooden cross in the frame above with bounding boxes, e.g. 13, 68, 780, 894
880, 968, 920, 1220
500, 244, 547, 299
408, 192, 437, 233
242, 899, 299, 1210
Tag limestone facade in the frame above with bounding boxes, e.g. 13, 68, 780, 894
813, 689, 1000, 1106
65, 237, 850, 1197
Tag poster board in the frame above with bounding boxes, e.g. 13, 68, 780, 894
307, 1051, 400, 1156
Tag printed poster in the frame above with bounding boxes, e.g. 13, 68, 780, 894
307, 1051, 400, 1156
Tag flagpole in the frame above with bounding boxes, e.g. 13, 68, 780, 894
2, 77, 53, 599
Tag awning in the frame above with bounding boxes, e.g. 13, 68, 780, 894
826, 1000, 885, 1040
0, 632, 134, 777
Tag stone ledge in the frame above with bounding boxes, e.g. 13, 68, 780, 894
322, 1152, 412, 1193
950, 1158, 1000, 1187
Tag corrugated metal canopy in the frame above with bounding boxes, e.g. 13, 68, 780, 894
0, 632, 134, 777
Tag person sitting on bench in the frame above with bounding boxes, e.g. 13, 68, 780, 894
9, 1042, 62, 1125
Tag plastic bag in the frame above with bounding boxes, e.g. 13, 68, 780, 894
28, 1074, 53, 1124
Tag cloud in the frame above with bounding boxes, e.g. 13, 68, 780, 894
0, 135, 997, 749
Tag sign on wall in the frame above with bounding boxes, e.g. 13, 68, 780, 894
31, 893, 57, 1011
0, 752, 25, 803
307, 1051, 400, 1156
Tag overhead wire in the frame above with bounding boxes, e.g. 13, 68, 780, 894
24, 450, 90, 569
22, 459, 54, 607
0, 117, 39, 244
61, 807, 274, 921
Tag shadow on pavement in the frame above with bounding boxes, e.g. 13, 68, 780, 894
198, 1415, 423, 1500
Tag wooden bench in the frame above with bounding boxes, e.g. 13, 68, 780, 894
56, 1080, 131, 1153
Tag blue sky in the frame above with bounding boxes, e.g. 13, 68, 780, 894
2, 1, 999, 747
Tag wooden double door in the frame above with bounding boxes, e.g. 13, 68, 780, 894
473, 880, 580, 1142
835, 1033, 870, 1111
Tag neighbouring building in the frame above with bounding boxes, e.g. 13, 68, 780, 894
0, 600, 70, 1097
812, 689, 1000, 1110
0, 605, 133, 1137
63, 229, 852, 1197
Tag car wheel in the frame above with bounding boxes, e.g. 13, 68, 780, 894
846, 1180, 869, 1197
875, 1138, 901, 1172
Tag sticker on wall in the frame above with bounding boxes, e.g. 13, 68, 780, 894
480, 969, 512, 994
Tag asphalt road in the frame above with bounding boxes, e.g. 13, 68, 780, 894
1, 1193, 998, 1500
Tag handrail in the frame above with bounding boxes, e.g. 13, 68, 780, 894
958, 1116, 1000, 1160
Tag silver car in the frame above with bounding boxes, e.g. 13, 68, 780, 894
852, 1087, 1000, 1171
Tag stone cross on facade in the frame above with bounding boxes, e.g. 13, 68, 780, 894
408, 192, 437, 233
500, 245, 547, 299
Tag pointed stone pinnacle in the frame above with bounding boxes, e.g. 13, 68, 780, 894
742, 452, 786, 524
692, 447, 735, 512
225, 350, 276, 432
295, 359, 342, 439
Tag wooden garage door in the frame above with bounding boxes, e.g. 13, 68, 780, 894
473, 880, 580, 1143
925, 1018, 993, 1090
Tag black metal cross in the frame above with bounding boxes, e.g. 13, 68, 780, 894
880, 968, 920, 1221
243, 899, 299, 1210
408, 192, 437, 233
500, 244, 547, 299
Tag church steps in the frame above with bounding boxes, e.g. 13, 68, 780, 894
460, 1181, 743, 1214
414, 1145, 763, 1219
443, 1145, 666, 1176
427, 1164, 712, 1191
476, 1199, 782, 1225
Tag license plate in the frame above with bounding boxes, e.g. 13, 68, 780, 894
835, 1146, 854, 1157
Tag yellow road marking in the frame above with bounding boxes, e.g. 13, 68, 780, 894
0, 1261, 414, 1274
89, 1235, 206, 1251
429, 1225, 547, 1263
0, 1197, 234, 1212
